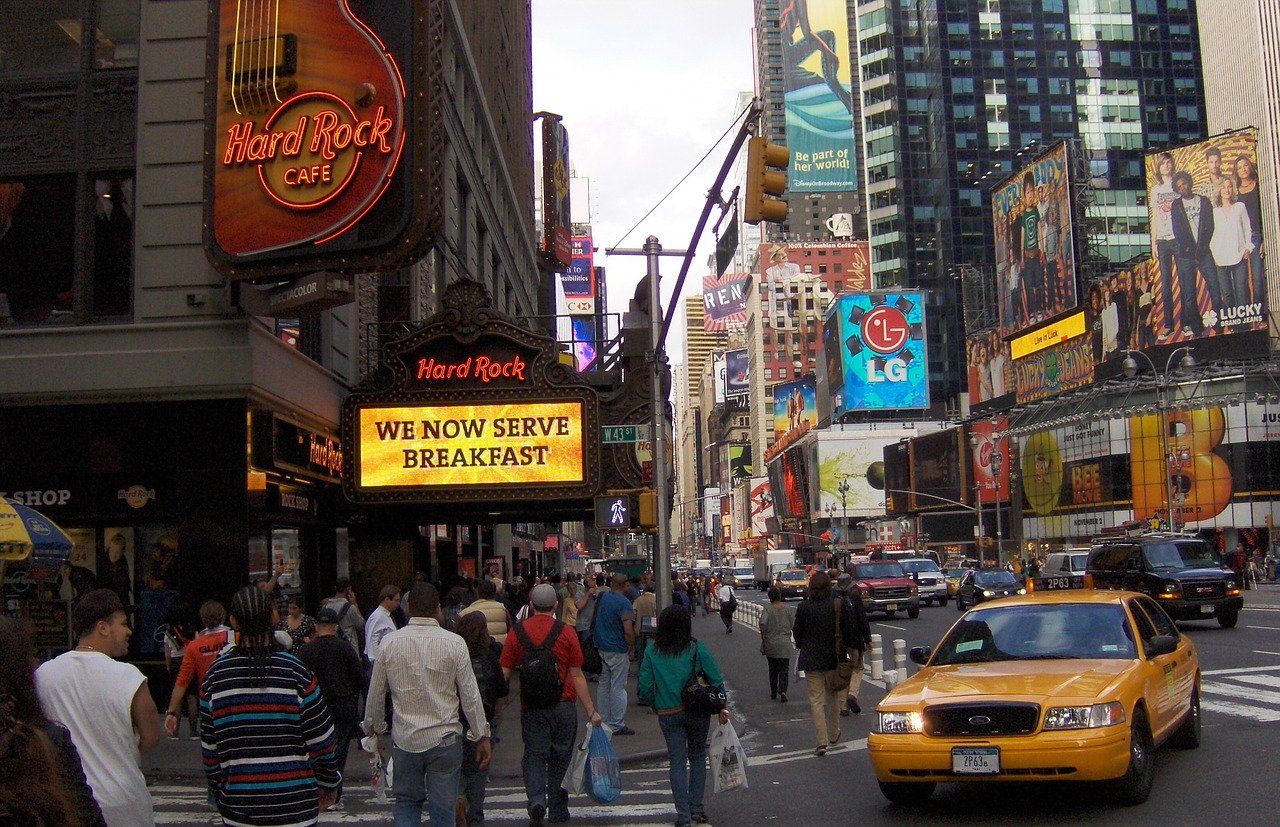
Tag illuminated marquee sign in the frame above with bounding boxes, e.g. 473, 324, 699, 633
1010, 311, 1087, 361
205, 0, 439, 280
356, 402, 586, 489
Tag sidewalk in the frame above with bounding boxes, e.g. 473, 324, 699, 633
145, 663, 670, 782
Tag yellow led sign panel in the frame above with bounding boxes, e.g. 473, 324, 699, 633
1010, 311, 1086, 361
358, 402, 585, 488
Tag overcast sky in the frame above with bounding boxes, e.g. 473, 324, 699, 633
531, 0, 757, 363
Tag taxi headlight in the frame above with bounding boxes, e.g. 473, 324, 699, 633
877, 711, 924, 734
1016, 588, 1027, 595
1043, 702, 1127, 730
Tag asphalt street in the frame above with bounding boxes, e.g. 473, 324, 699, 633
148, 585, 1280, 824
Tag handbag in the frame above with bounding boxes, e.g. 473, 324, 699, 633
681, 639, 727, 715
580, 593, 603, 675
825, 599, 855, 692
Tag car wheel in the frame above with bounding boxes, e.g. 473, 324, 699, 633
956, 595, 964, 611
1218, 611, 1239, 629
1112, 708, 1156, 806
907, 607, 920, 619
938, 596, 948, 607
1170, 686, 1201, 750
877, 780, 936, 806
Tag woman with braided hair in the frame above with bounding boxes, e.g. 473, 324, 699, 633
200, 586, 341, 826
0, 615, 105, 826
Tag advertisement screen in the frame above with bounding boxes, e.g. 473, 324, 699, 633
969, 418, 1010, 504
910, 428, 964, 510
1084, 259, 1152, 367
826, 292, 929, 413
749, 477, 775, 536
1144, 130, 1267, 343
725, 349, 750, 399
767, 445, 810, 519
966, 329, 1014, 412
992, 142, 1077, 337
814, 431, 916, 517
773, 378, 817, 438
760, 242, 872, 291
883, 440, 911, 515
778, 0, 857, 192
355, 402, 586, 488
570, 316, 598, 372
561, 235, 595, 315
728, 444, 752, 487
702, 272, 749, 332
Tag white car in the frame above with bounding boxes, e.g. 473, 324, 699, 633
899, 558, 949, 606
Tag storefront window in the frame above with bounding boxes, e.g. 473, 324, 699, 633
0, 175, 76, 324
0, 2, 84, 76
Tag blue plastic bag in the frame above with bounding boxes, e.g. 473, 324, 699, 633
587, 724, 622, 803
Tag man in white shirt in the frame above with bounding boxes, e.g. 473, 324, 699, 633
36, 589, 161, 826
364, 584, 402, 668
365, 584, 491, 827
717, 581, 737, 634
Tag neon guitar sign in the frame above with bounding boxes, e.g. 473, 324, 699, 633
208, 0, 407, 261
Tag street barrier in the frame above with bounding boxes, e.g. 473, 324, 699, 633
869, 633, 884, 680
893, 638, 907, 679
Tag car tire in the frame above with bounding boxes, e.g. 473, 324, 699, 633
938, 596, 948, 607
1218, 612, 1239, 629
956, 595, 965, 611
1170, 686, 1201, 750
907, 607, 920, 619
1113, 708, 1156, 806
877, 780, 936, 806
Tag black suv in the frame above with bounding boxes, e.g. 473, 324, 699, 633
1087, 535, 1244, 628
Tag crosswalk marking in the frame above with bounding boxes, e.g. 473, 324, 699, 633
1230, 674, 1280, 689
1202, 667, 1280, 722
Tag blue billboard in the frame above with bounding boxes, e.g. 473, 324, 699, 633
826, 292, 929, 413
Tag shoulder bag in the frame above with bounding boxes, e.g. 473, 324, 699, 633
681, 639, 728, 715
826, 599, 855, 692
580, 593, 603, 675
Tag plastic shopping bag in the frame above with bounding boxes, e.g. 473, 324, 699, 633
362, 734, 393, 803
587, 724, 622, 803
566, 725, 593, 796
708, 720, 748, 794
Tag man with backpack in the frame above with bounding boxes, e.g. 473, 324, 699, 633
500, 583, 602, 826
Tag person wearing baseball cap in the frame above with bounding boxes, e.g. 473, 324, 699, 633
300, 606, 367, 808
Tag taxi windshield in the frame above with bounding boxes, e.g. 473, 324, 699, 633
856, 563, 906, 578
901, 560, 941, 573
780, 570, 807, 581
931, 603, 1137, 665
1143, 540, 1220, 571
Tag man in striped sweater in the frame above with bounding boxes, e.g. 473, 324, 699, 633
200, 587, 340, 827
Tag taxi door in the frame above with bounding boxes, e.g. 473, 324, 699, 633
1125, 597, 1192, 740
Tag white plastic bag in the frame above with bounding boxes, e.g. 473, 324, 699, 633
708, 720, 748, 794
362, 734, 393, 802
566, 725, 593, 795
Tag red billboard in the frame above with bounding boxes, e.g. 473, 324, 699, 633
969, 419, 1010, 504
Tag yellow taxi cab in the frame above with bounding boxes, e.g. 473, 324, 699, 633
868, 582, 1200, 806
774, 567, 810, 600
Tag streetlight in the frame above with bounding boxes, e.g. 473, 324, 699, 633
1122, 347, 1195, 530
837, 475, 852, 559
989, 448, 1004, 561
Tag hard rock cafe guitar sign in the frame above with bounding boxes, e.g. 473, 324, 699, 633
203, 0, 439, 280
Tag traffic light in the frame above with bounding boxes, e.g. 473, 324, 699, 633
594, 495, 632, 530
638, 489, 658, 529
744, 135, 789, 225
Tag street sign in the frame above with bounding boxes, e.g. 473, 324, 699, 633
601, 424, 650, 444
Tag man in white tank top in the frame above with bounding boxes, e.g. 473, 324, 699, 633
36, 588, 160, 826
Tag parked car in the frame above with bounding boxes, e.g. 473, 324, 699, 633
898, 558, 948, 606
955, 569, 1025, 610
869, 589, 1201, 805
850, 561, 920, 619
1087, 534, 1243, 628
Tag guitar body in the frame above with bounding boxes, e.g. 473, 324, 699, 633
209, 0, 407, 259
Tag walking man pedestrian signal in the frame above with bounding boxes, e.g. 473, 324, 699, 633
595, 495, 632, 530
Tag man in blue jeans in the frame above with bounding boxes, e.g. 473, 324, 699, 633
594, 573, 637, 735
364, 584, 492, 827
500, 584, 602, 825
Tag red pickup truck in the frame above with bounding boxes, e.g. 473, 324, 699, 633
851, 561, 920, 619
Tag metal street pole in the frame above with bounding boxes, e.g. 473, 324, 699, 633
991, 450, 1004, 563
647, 236, 672, 611
1123, 347, 1194, 531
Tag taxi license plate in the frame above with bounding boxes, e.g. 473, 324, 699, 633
952, 747, 1000, 774
1200, 605, 1215, 614
885, 603, 898, 612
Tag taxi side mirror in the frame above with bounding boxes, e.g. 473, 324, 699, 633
1146, 634, 1178, 657
909, 646, 932, 665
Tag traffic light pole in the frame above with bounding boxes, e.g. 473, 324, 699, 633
646, 236, 673, 612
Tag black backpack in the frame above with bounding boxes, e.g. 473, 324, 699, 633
513, 619, 565, 709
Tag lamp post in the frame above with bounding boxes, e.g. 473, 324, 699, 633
990, 448, 1004, 562
1122, 346, 1195, 530
837, 476, 852, 559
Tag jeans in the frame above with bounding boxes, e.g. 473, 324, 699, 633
1157, 237, 1177, 331
766, 657, 790, 697
658, 712, 711, 825
520, 701, 577, 820
462, 736, 491, 824
598, 650, 630, 732
1249, 232, 1266, 307
1173, 251, 1219, 333
804, 670, 841, 748
330, 699, 359, 801
391, 732, 463, 827
1219, 260, 1247, 313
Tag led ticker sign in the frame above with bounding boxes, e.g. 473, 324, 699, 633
355, 402, 586, 489
1010, 311, 1087, 360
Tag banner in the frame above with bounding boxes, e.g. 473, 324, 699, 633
540, 118, 572, 267
966, 329, 1014, 412
749, 477, 774, 536
768, 378, 817, 462
759, 242, 871, 291
703, 273, 749, 332
968, 419, 1009, 504
725, 349, 749, 399
1144, 130, 1267, 343
1014, 335, 1094, 405
992, 142, 1077, 337
561, 235, 595, 315
778, 0, 857, 192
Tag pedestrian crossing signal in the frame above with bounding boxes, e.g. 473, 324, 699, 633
594, 495, 632, 530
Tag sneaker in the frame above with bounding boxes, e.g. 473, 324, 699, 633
847, 698, 861, 715
613, 726, 636, 736
840, 707, 850, 717
815, 745, 827, 756
547, 813, 571, 824
529, 802, 547, 825
692, 813, 710, 824
328, 800, 344, 812
168, 733, 179, 740
779, 691, 787, 703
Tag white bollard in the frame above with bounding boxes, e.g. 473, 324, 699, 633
894, 638, 908, 677
870, 633, 884, 680
883, 668, 900, 689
